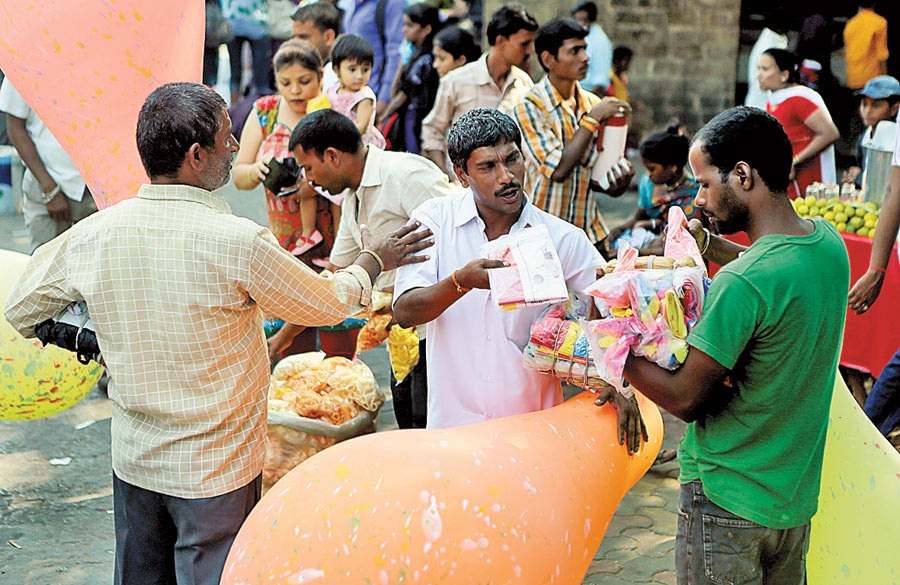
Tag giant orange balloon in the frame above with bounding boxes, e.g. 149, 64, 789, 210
0, 0, 205, 208
222, 391, 662, 584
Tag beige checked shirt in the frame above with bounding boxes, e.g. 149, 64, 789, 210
420, 52, 534, 157
5, 184, 373, 498
329, 146, 460, 291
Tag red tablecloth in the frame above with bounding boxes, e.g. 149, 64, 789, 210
709, 232, 900, 378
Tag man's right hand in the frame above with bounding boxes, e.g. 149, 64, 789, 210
588, 98, 630, 123
362, 222, 434, 272
454, 258, 508, 290
46, 192, 71, 224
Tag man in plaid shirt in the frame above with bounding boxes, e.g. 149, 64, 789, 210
514, 18, 632, 253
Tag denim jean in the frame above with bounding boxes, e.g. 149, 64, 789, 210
865, 343, 900, 435
676, 480, 809, 585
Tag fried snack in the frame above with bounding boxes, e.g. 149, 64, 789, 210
388, 325, 419, 382
356, 313, 393, 353
327, 363, 381, 411
272, 351, 326, 380
284, 389, 361, 425
284, 368, 331, 394
370, 290, 393, 313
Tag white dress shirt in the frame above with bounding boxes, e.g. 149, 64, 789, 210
394, 190, 605, 428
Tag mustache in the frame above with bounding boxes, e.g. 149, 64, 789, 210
494, 182, 521, 197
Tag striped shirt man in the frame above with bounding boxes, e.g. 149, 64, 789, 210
514, 76, 607, 243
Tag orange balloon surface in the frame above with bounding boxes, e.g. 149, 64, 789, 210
0, 0, 205, 208
222, 391, 662, 585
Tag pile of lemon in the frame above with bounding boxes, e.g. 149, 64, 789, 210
792, 196, 879, 237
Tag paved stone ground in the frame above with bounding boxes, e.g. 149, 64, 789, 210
1, 178, 687, 585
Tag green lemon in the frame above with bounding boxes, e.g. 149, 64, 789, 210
837, 221, 847, 232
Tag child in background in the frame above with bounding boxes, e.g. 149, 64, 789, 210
431, 25, 482, 78
606, 124, 702, 254
607, 45, 632, 102
326, 34, 386, 148
842, 75, 900, 187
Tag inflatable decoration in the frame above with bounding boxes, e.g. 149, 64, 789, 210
808, 375, 900, 584
222, 391, 661, 584
1, 250, 103, 420
0, 0, 205, 208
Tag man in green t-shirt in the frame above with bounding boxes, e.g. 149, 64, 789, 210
622, 106, 850, 585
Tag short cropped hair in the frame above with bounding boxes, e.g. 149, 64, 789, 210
534, 18, 587, 73
331, 34, 374, 69
692, 106, 792, 193
291, 1, 340, 35
448, 108, 522, 172
613, 45, 633, 63
273, 38, 322, 75
640, 123, 690, 169
571, 1, 598, 23
289, 108, 363, 158
486, 5, 539, 47
136, 82, 225, 179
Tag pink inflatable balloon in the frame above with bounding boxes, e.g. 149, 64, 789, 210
0, 0, 205, 208
222, 391, 662, 585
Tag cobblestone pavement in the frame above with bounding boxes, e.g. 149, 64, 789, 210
1, 181, 688, 585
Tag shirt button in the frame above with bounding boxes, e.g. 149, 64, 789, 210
486, 335, 492, 341
486, 376, 493, 383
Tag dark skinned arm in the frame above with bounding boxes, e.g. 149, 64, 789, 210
393, 258, 506, 328
550, 99, 630, 183
623, 345, 729, 423
6, 113, 71, 223
687, 218, 746, 267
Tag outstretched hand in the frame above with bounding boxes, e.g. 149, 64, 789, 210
848, 269, 885, 314
594, 384, 648, 455
361, 221, 434, 273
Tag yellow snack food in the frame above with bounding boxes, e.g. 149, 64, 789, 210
388, 325, 420, 382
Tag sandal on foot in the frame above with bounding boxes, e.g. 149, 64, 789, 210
290, 230, 324, 256
651, 448, 677, 467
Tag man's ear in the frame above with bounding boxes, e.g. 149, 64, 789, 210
733, 161, 754, 191
890, 102, 900, 118
539, 50, 554, 72
187, 143, 206, 172
324, 28, 336, 48
453, 165, 470, 188
323, 146, 341, 167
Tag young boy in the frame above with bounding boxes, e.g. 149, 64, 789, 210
843, 75, 900, 187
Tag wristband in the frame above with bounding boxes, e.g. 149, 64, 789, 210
700, 227, 711, 255
40, 184, 61, 204
358, 249, 384, 271
869, 265, 887, 274
580, 115, 600, 133
451, 270, 471, 293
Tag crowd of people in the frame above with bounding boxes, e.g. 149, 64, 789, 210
2, 1, 900, 585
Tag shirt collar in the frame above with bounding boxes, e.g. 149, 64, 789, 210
454, 188, 538, 232
358, 145, 384, 189
541, 76, 591, 115
136, 183, 232, 213
474, 52, 493, 86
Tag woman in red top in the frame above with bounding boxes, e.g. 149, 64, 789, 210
759, 48, 840, 199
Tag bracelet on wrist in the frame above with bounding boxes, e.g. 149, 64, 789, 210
359, 249, 384, 272
579, 115, 600, 133
40, 184, 61, 204
451, 270, 471, 293
869, 265, 887, 274
700, 227, 711, 255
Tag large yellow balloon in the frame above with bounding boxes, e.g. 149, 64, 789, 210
808, 375, 900, 584
1, 250, 102, 420
222, 391, 661, 585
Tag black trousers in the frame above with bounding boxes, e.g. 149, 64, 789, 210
113, 473, 261, 585
389, 339, 428, 429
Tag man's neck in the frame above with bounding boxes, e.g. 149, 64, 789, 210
745, 194, 813, 243
152, 175, 206, 190
485, 49, 512, 88
348, 146, 369, 192
547, 72, 577, 104
476, 202, 524, 241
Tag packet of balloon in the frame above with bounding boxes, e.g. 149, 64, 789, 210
480, 224, 568, 310
581, 235, 709, 397
522, 294, 611, 391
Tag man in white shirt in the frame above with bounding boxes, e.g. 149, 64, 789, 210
392, 108, 645, 452
292, 1, 340, 91
0, 78, 97, 252
282, 108, 460, 428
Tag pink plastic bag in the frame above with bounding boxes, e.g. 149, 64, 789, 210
664, 207, 706, 275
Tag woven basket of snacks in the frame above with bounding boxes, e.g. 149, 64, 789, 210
263, 351, 385, 491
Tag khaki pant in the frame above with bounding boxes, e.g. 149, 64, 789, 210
23, 173, 98, 252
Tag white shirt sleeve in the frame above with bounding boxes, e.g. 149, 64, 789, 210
0, 78, 32, 119
393, 205, 441, 307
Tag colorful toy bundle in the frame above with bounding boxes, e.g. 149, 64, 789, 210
523, 207, 709, 396
582, 208, 708, 396
522, 296, 608, 390
480, 224, 568, 310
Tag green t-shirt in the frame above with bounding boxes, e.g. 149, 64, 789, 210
679, 219, 850, 529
